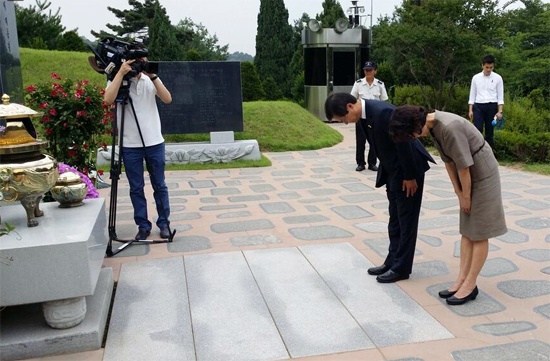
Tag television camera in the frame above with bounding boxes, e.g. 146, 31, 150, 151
88, 37, 158, 81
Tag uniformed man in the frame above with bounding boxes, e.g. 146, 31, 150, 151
350, 61, 388, 171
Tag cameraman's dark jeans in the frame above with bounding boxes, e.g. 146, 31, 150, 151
123, 143, 170, 231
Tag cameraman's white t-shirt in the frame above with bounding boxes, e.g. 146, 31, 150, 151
107, 75, 165, 148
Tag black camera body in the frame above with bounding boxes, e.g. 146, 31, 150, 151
88, 37, 158, 80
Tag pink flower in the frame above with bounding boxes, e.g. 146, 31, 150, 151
76, 110, 87, 117
51, 72, 61, 80
26, 85, 37, 93
49, 108, 57, 116
38, 102, 49, 109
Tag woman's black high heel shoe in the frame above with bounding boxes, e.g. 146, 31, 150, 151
438, 289, 457, 299
446, 286, 479, 305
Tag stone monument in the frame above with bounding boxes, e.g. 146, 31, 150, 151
0, 0, 23, 102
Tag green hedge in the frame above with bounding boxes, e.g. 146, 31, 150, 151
493, 131, 550, 162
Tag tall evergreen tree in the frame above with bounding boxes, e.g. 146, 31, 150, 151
255, 0, 294, 98
147, 2, 183, 60
316, 0, 346, 28
15, 0, 65, 50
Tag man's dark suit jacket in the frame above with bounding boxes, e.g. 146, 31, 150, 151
362, 99, 435, 190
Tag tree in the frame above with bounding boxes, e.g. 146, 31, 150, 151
148, 2, 184, 60
241, 62, 265, 101
316, 0, 346, 28
175, 18, 229, 61
15, 0, 65, 50
255, 0, 294, 98
92, 0, 162, 38
57, 31, 87, 52
372, 0, 502, 110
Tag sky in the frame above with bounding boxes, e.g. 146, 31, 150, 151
29, 0, 535, 56
37, 0, 403, 55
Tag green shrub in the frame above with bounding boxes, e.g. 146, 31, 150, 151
494, 130, 550, 162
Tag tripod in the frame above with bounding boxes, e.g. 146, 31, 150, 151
106, 81, 175, 257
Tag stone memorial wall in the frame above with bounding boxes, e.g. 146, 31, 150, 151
0, 0, 23, 102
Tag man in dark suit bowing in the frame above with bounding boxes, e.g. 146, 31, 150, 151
325, 93, 435, 283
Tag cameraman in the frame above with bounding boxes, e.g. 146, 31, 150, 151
104, 58, 173, 240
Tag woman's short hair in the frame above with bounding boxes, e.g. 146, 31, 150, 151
389, 105, 428, 142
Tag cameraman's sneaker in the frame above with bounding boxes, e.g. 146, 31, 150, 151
135, 228, 150, 240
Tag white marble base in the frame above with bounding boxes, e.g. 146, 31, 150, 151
0, 268, 113, 361
96, 139, 261, 167
0, 198, 108, 306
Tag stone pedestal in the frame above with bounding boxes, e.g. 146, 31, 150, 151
0, 198, 112, 360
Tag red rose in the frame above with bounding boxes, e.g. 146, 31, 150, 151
49, 108, 57, 116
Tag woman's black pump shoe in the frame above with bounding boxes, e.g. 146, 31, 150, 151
438, 289, 457, 299
446, 286, 479, 305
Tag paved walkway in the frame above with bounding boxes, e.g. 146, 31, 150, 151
27, 123, 549, 361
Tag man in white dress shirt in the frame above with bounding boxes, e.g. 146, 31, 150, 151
350, 61, 388, 171
468, 54, 504, 147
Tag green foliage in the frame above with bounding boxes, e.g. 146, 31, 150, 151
316, 0, 346, 28
148, 3, 184, 60
493, 131, 550, 163
499, 95, 550, 134
175, 18, 229, 61
57, 30, 87, 52
24, 73, 111, 173
372, 0, 502, 109
15, 0, 65, 50
97, 0, 162, 38
241, 62, 265, 101
255, 0, 294, 98
262, 77, 283, 100
393, 84, 470, 116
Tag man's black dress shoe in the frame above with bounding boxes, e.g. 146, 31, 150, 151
159, 226, 170, 239
368, 165, 378, 171
446, 286, 478, 305
376, 270, 410, 283
438, 289, 458, 299
135, 228, 151, 240
356, 165, 366, 171
367, 264, 389, 276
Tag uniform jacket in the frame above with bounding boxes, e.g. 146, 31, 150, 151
363, 100, 435, 190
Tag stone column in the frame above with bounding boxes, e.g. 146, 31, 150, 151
0, 0, 24, 102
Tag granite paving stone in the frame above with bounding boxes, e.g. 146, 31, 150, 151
480, 257, 518, 277
282, 181, 322, 189
417, 234, 443, 247
472, 321, 536, 336
230, 234, 282, 246
516, 217, 550, 230
516, 249, 550, 262
496, 280, 550, 299
277, 191, 301, 200
260, 202, 296, 214
170, 212, 201, 221
250, 184, 276, 193
411, 260, 449, 279
211, 188, 241, 195
228, 194, 270, 202
200, 204, 248, 211
210, 219, 275, 233
289, 225, 354, 240
217, 211, 252, 219
331, 205, 374, 220
188, 180, 217, 188
185, 252, 289, 361
244, 247, 374, 358
451, 340, 550, 361
308, 188, 340, 196
534, 303, 550, 319
427, 284, 505, 317
511, 199, 550, 210
282, 215, 329, 224
495, 229, 529, 243
167, 236, 211, 253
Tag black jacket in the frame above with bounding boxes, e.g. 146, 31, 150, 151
362, 99, 435, 190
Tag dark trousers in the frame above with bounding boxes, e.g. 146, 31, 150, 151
355, 119, 377, 167
384, 174, 425, 275
473, 102, 498, 147
122, 143, 170, 231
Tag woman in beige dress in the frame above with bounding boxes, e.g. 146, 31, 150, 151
389, 106, 507, 305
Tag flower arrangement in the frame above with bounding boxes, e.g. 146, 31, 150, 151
24, 73, 113, 176
58, 163, 99, 199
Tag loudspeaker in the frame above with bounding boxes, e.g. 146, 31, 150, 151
335, 18, 349, 33
308, 19, 322, 32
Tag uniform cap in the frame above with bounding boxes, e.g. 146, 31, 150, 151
363, 61, 377, 70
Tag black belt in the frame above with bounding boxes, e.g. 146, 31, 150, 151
472, 141, 486, 157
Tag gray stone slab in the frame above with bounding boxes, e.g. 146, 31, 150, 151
454, 241, 500, 257
426, 189, 456, 198
230, 234, 282, 246
525, 187, 550, 195
480, 257, 518, 277
516, 217, 550, 230
341, 183, 375, 192
306, 205, 321, 212
355, 221, 388, 233
217, 211, 252, 219
250, 184, 276, 193
451, 340, 550, 361
260, 201, 295, 214
298, 197, 331, 203
211, 219, 275, 233
224, 180, 241, 186
244, 247, 374, 358
289, 225, 354, 240
517, 249, 550, 262
200, 204, 248, 211
340, 193, 387, 203
418, 234, 443, 247
421, 199, 459, 210
211, 187, 241, 195
282, 215, 329, 224
277, 191, 301, 199
271, 170, 303, 177
418, 216, 458, 230
412, 260, 449, 279
325, 177, 361, 184
308, 188, 340, 196
497, 280, 550, 299
0, 268, 113, 361
103, 257, 195, 361
167, 236, 212, 252
511, 199, 550, 210
189, 180, 217, 188
200, 197, 220, 203
427, 283, 505, 317
300, 243, 453, 347
185, 252, 289, 361
332, 205, 374, 220
534, 303, 550, 319
496, 229, 529, 244
501, 191, 522, 199
228, 194, 270, 202
282, 181, 322, 189
168, 190, 200, 196
472, 321, 536, 336
171, 212, 201, 221
311, 167, 333, 173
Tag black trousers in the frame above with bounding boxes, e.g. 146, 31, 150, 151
473, 102, 498, 147
355, 119, 377, 167
384, 174, 425, 275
